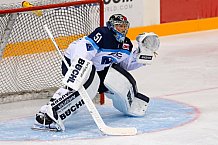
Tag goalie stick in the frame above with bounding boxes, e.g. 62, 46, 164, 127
43, 24, 137, 136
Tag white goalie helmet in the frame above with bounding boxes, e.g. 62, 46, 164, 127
136, 32, 160, 52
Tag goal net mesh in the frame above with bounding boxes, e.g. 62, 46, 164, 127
0, 0, 103, 103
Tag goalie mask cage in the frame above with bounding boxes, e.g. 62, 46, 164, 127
0, 0, 104, 103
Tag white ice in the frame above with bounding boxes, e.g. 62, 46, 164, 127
1, 29, 218, 145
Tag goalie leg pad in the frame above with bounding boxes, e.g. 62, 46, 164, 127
104, 64, 149, 117
35, 65, 100, 130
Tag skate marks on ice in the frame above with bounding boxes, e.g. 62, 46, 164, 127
0, 98, 199, 141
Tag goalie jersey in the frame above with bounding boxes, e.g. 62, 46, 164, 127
64, 27, 143, 72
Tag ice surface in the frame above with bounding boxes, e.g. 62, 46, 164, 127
0, 98, 198, 141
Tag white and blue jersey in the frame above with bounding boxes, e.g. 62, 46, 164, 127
64, 27, 143, 72
63, 27, 143, 93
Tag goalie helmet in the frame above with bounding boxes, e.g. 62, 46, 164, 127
106, 14, 130, 43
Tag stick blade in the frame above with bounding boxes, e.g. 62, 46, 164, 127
100, 126, 137, 136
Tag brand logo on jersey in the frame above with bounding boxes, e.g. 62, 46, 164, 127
66, 58, 85, 83
108, 52, 122, 59
101, 56, 115, 64
86, 43, 94, 51
59, 99, 85, 120
123, 43, 130, 50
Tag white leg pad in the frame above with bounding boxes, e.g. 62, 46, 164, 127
104, 64, 150, 117
36, 66, 100, 130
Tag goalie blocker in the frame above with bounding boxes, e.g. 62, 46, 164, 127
35, 58, 149, 131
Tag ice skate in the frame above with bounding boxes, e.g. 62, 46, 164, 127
35, 111, 53, 125
32, 111, 60, 132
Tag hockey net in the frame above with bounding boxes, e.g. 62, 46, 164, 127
0, 0, 104, 104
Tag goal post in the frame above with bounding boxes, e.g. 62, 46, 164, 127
0, 0, 105, 104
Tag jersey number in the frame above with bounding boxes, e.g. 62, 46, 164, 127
93, 32, 102, 43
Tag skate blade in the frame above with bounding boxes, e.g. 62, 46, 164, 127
31, 124, 58, 132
